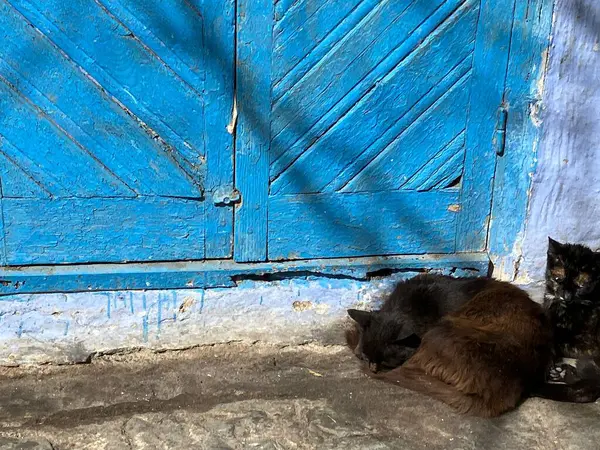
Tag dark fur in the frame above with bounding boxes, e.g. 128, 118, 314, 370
369, 283, 552, 417
346, 274, 504, 372
541, 238, 600, 401
347, 273, 600, 417
544, 238, 600, 358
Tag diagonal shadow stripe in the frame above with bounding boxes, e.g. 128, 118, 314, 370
6, 0, 204, 186
335, 54, 474, 193
339, 69, 472, 193
270, 0, 473, 189
272, 0, 380, 103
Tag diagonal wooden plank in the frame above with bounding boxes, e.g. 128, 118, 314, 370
269, 0, 471, 184
330, 52, 473, 193
7, 0, 206, 184
0, 79, 131, 198
0, 1, 204, 196
340, 73, 471, 193
272, 0, 364, 91
0, 148, 51, 198
401, 131, 465, 191
271, 1, 477, 194
269, 0, 420, 165
97, 0, 205, 96
272, 0, 380, 103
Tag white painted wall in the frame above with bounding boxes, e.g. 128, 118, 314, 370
519, 0, 600, 282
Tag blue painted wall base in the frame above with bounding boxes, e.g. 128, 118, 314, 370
0, 269, 495, 365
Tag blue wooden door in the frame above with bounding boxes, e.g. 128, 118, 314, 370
0, 0, 234, 265
235, 0, 515, 262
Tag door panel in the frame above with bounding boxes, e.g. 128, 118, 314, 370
235, 0, 515, 261
0, 0, 234, 265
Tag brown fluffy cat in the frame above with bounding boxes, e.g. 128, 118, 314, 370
356, 281, 551, 417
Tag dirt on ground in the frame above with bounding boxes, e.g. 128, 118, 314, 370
0, 342, 599, 449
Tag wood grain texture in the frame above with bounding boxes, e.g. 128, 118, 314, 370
488, 0, 554, 278
3, 198, 205, 265
7, 0, 207, 185
268, 191, 461, 260
200, 0, 236, 258
234, 0, 274, 262
454, 0, 517, 252
0, 0, 237, 265
270, 0, 461, 181
272, 0, 477, 194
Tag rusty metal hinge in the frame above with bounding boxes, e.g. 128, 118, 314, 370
493, 105, 508, 157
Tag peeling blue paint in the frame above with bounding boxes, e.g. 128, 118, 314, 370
106, 293, 111, 319
199, 290, 205, 315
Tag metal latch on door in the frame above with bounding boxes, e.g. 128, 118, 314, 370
213, 186, 241, 206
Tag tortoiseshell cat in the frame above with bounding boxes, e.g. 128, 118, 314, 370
347, 272, 600, 417
544, 238, 600, 386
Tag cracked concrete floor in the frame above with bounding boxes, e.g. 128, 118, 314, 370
1, 342, 600, 450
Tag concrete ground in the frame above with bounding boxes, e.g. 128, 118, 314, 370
0, 342, 599, 450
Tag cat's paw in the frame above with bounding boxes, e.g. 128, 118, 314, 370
548, 363, 578, 383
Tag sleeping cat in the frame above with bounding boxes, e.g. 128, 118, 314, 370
544, 238, 600, 385
346, 274, 505, 372
347, 273, 600, 417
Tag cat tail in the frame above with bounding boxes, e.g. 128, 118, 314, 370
367, 367, 501, 418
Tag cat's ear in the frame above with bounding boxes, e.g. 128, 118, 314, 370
548, 237, 563, 256
347, 309, 372, 328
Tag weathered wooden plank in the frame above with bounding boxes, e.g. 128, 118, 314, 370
233, 0, 273, 262
268, 191, 461, 260
8, 0, 206, 183
0, 3, 202, 196
273, 0, 380, 102
401, 132, 465, 191
270, 0, 476, 192
201, 0, 236, 258
0, 151, 49, 198
339, 72, 471, 193
271, 0, 364, 89
488, 0, 554, 278
0, 135, 68, 197
269, 0, 447, 167
455, 0, 517, 251
0, 79, 132, 197
0, 253, 491, 296
3, 198, 205, 265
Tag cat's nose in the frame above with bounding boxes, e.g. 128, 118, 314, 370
369, 362, 379, 373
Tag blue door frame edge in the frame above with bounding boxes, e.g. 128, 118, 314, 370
0, 253, 490, 296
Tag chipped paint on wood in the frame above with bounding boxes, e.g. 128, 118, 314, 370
488, 0, 554, 281
0, 254, 490, 296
